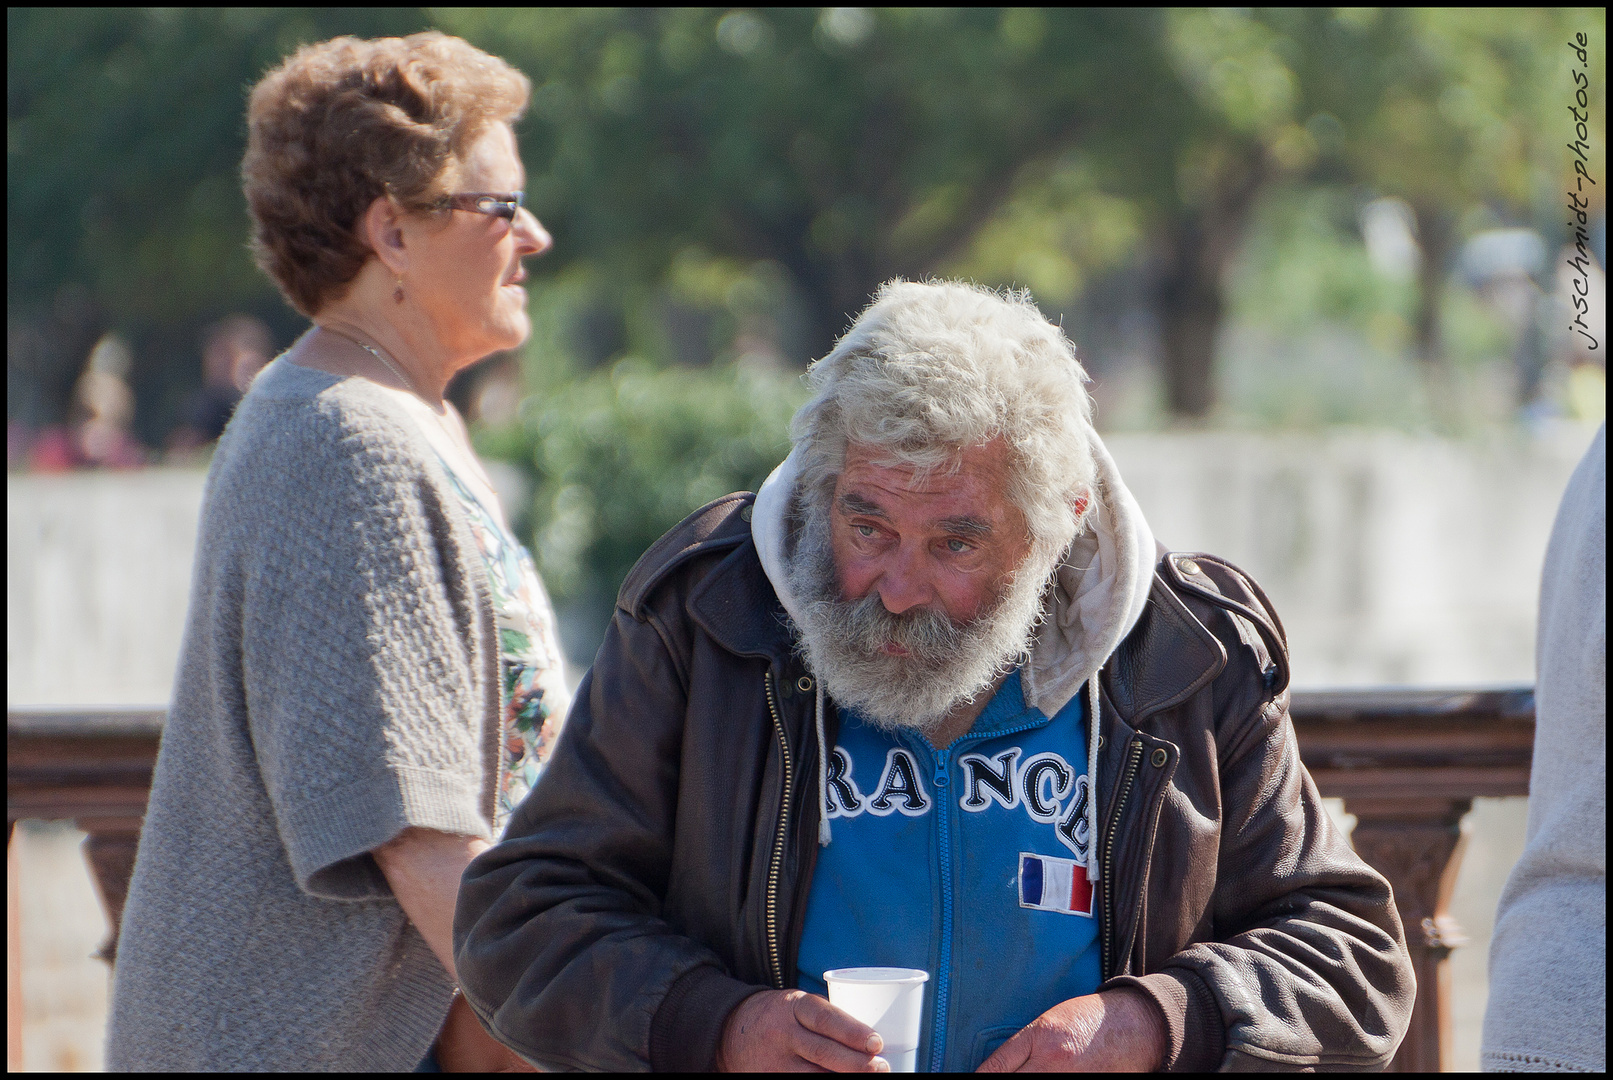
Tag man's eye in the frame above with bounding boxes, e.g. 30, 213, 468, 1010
946, 538, 970, 553
855, 524, 877, 538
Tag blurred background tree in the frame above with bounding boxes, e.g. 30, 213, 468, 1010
7, 7, 435, 438
1326, 9, 1593, 385
9, 7, 1604, 657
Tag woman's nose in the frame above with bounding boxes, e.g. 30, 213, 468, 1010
515, 207, 552, 257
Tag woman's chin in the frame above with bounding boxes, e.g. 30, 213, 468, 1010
481, 311, 530, 354
500, 292, 530, 333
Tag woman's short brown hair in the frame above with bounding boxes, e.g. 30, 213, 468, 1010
242, 32, 529, 317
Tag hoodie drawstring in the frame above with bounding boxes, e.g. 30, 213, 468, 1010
1086, 670, 1102, 883
816, 683, 832, 846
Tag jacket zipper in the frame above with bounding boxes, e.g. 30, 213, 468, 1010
924, 716, 1047, 1071
1101, 737, 1144, 978
930, 743, 956, 1074
763, 670, 793, 988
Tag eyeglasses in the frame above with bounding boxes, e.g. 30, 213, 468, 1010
439, 191, 525, 220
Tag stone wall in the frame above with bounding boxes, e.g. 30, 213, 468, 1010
8, 428, 1595, 706
6, 460, 529, 707
1105, 427, 1595, 687
9, 469, 206, 708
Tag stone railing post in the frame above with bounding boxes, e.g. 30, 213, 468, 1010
1344, 795, 1472, 1071
1292, 686, 1533, 1073
79, 817, 147, 964
7, 708, 165, 972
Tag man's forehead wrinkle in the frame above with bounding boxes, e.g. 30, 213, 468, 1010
843, 464, 969, 500
839, 491, 890, 518
939, 516, 993, 538
867, 450, 963, 483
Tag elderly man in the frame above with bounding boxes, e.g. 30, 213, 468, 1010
455, 281, 1415, 1072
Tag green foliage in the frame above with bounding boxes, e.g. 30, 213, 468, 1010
474, 354, 806, 637
7, 7, 434, 323
13, 8, 1592, 423
1230, 187, 1416, 339
1220, 184, 1520, 432
429, 7, 1166, 356
946, 155, 1142, 305
9, 8, 1601, 626
1339, 7, 1603, 211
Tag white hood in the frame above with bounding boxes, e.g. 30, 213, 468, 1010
751, 428, 1157, 878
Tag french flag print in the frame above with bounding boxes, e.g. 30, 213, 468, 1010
1018, 852, 1093, 917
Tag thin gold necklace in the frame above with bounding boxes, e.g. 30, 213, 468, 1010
323, 325, 422, 399
320, 326, 467, 454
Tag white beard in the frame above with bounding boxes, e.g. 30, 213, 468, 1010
785, 500, 1060, 733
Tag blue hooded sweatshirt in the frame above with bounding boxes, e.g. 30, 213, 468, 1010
796, 668, 1099, 1071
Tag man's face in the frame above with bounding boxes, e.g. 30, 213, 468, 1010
830, 440, 1032, 630
789, 439, 1055, 732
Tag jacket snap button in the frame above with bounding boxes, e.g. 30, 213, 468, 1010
1150, 747, 1168, 768
1176, 557, 1200, 576
1097, 735, 1106, 750
740, 504, 753, 522
796, 676, 813, 693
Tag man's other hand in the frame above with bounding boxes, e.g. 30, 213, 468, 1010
977, 987, 1167, 1072
717, 989, 892, 1072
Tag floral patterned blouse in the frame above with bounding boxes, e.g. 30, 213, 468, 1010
391, 389, 572, 834
434, 456, 572, 832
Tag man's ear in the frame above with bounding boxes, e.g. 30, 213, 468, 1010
360, 195, 408, 274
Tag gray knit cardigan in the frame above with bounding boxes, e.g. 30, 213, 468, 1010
106, 355, 503, 1071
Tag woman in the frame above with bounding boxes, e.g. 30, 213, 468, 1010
107, 32, 568, 1071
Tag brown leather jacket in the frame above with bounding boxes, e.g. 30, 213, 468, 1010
454, 493, 1415, 1071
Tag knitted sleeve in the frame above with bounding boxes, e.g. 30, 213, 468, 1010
1482, 423, 1606, 1073
228, 390, 495, 901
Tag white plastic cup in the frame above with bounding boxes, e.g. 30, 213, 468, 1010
822, 967, 930, 1073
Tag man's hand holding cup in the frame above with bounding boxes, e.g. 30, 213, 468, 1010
717, 989, 891, 1072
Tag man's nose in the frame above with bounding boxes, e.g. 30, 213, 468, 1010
876, 546, 934, 616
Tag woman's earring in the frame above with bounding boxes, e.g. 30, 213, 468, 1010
393, 275, 405, 304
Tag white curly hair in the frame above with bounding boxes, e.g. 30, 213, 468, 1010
791, 279, 1097, 562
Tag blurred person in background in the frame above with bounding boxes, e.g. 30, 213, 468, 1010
71, 332, 148, 469
73, 365, 146, 469
20, 414, 87, 473
20, 333, 148, 471
164, 314, 274, 458
107, 31, 566, 1072
1482, 422, 1605, 1073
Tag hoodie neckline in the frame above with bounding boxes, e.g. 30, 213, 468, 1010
749, 428, 1158, 868
751, 430, 1157, 719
